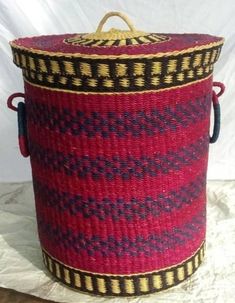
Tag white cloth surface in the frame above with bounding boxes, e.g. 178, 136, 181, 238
0, 181, 234, 303
0, 0, 235, 182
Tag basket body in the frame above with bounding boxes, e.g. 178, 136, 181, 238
9, 19, 224, 296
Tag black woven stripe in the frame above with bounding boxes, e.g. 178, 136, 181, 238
109, 60, 118, 80
63, 34, 170, 47
144, 56, 152, 86
131, 38, 145, 45
90, 274, 98, 294
12, 44, 222, 92
188, 52, 194, 70
13, 45, 222, 72
29, 134, 209, 180
43, 241, 204, 296
42, 252, 49, 268
26, 93, 211, 138
33, 172, 206, 220
126, 38, 132, 45
145, 36, 159, 43
83, 40, 99, 47
98, 40, 109, 46
104, 276, 113, 296
25, 54, 31, 71
80, 272, 88, 293
23, 65, 212, 92
148, 274, 154, 295
118, 277, 127, 295
50, 257, 56, 276
112, 39, 121, 46
206, 49, 213, 66
38, 209, 205, 257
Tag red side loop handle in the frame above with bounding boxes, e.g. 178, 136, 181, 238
7, 93, 30, 157
213, 82, 225, 98
210, 82, 225, 144
7, 93, 25, 111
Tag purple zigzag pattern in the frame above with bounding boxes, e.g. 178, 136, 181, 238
30, 134, 209, 180
33, 172, 206, 220
27, 93, 211, 138
38, 209, 205, 257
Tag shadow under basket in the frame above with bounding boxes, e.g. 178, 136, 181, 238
7, 11, 225, 297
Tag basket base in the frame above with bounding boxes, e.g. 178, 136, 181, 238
41, 241, 205, 297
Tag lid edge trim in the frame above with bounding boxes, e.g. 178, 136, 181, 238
10, 39, 224, 60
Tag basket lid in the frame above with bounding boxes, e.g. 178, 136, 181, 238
10, 11, 224, 58
9, 12, 224, 93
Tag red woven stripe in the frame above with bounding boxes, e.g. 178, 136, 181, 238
33, 169, 206, 221
31, 149, 208, 200
39, 231, 205, 275
36, 184, 206, 238
27, 106, 210, 157
38, 202, 205, 274
24, 76, 211, 276
18, 34, 222, 56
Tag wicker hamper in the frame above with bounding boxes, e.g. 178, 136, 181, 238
7, 12, 225, 297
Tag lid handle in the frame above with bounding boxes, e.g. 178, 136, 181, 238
96, 11, 136, 33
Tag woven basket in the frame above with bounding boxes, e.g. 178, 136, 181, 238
7, 12, 225, 297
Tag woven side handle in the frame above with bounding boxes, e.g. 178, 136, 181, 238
210, 82, 225, 144
96, 11, 136, 33
7, 93, 29, 157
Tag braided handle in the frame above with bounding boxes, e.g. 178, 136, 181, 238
96, 11, 136, 33
7, 93, 30, 157
210, 82, 225, 144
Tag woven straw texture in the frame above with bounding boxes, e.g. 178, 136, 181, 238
8, 11, 224, 297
